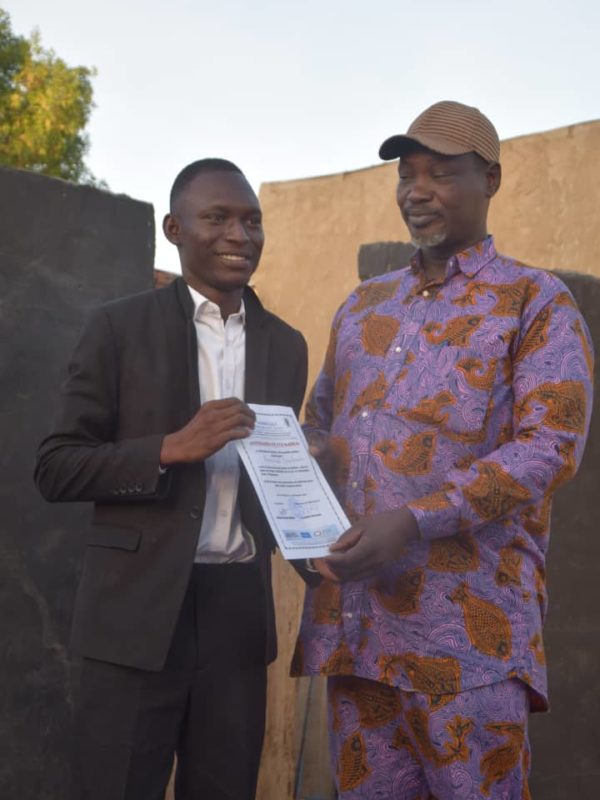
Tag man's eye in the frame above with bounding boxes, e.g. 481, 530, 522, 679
398, 174, 413, 182
205, 213, 225, 223
432, 172, 455, 180
247, 217, 263, 228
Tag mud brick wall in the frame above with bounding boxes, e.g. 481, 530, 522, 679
255, 121, 600, 799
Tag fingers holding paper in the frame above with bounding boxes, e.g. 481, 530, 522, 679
316, 508, 420, 583
160, 398, 256, 465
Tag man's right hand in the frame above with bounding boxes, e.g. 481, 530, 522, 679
159, 398, 255, 465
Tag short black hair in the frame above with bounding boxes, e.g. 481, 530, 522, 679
169, 158, 244, 210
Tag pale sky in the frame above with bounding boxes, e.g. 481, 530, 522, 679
6, 0, 600, 273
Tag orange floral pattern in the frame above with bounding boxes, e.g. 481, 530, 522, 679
294, 237, 593, 716
328, 677, 532, 797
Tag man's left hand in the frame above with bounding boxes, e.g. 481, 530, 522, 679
314, 508, 420, 583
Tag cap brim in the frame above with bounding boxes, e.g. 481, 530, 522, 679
378, 133, 471, 161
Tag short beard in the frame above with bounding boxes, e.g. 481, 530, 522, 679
410, 230, 448, 248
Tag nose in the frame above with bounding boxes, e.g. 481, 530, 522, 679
397, 174, 434, 206
224, 217, 250, 242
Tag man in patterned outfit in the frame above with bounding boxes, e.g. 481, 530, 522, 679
292, 101, 594, 799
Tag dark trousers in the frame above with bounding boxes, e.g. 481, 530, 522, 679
75, 564, 268, 800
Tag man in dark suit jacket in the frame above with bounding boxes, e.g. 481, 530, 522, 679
35, 159, 310, 800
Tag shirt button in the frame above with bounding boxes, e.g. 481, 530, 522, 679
351, 481, 358, 489
422, 289, 430, 297
395, 346, 402, 353
361, 410, 368, 419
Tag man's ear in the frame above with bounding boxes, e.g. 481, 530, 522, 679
163, 213, 180, 245
485, 162, 501, 198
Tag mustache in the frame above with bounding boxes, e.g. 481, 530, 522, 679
404, 208, 439, 217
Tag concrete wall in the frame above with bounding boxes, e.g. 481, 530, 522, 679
0, 167, 154, 799
254, 119, 600, 798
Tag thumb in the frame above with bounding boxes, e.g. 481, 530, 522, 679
329, 527, 363, 553
313, 557, 341, 583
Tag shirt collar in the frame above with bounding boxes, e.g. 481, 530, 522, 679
186, 283, 246, 322
409, 235, 497, 281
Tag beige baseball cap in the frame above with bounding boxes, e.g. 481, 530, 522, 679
379, 100, 500, 164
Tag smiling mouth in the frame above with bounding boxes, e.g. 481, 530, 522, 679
406, 210, 438, 220
217, 253, 253, 264
405, 212, 441, 228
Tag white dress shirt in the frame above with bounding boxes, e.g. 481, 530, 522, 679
188, 285, 255, 563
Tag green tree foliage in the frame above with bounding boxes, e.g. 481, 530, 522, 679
0, 8, 99, 183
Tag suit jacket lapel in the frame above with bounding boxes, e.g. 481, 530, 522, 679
160, 278, 200, 422
244, 286, 270, 405
165, 280, 269, 410
239, 287, 272, 551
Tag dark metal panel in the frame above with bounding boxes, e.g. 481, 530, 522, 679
529, 271, 600, 799
0, 168, 154, 799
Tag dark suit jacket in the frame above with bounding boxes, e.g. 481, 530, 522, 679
35, 277, 310, 671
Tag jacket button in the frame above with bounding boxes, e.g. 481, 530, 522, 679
190, 506, 201, 519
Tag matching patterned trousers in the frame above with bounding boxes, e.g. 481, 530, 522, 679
327, 676, 531, 800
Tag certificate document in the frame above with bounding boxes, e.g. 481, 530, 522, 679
236, 404, 350, 560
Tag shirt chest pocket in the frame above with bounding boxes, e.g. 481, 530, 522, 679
398, 347, 503, 439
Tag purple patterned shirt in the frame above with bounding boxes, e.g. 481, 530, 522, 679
292, 237, 594, 709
